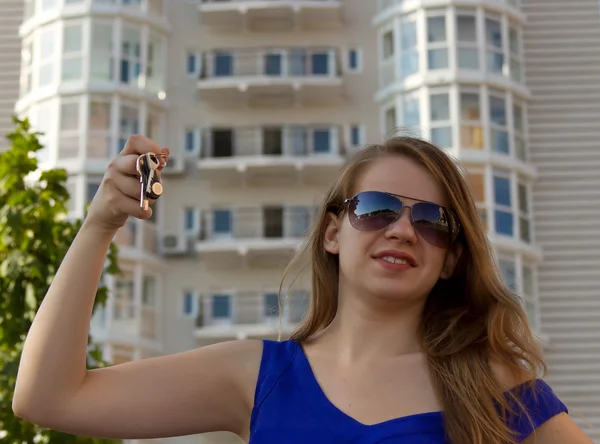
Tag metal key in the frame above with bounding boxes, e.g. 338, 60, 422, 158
136, 152, 166, 211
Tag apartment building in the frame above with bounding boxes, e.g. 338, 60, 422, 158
8, 0, 599, 443
0, 0, 24, 152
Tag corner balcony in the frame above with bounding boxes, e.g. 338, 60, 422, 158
198, 0, 342, 31
194, 290, 310, 341
195, 206, 317, 267
197, 125, 346, 185
197, 48, 343, 108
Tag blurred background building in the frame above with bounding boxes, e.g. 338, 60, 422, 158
1, 0, 598, 443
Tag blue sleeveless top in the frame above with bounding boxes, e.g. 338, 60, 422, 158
249, 340, 568, 443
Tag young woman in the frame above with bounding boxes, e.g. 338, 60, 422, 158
13, 135, 594, 444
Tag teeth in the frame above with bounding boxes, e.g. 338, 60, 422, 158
381, 256, 409, 265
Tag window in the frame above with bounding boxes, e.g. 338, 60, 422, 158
313, 129, 331, 153
489, 91, 509, 154
213, 52, 233, 77
182, 291, 196, 316
466, 170, 487, 229
513, 102, 527, 161
91, 22, 114, 81
288, 290, 309, 323
42, 0, 57, 11
311, 52, 329, 75
88, 99, 112, 158
119, 104, 139, 152
485, 16, 504, 75
265, 53, 283, 76
385, 106, 396, 134
184, 128, 199, 154
142, 275, 156, 307
120, 27, 142, 85
66, 180, 78, 213
521, 264, 537, 329
402, 93, 420, 129
87, 182, 100, 204
460, 90, 483, 150
518, 182, 530, 243
264, 293, 279, 318
213, 209, 232, 236
35, 103, 52, 163
146, 31, 165, 93
430, 92, 452, 148
427, 13, 448, 70
184, 207, 199, 233
509, 25, 522, 82
62, 23, 83, 81
499, 258, 516, 292
114, 271, 135, 321
59, 102, 80, 159
187, 51, 199, 77
211, 295, 231, 320
400, 16, 418, 76
456, 10, 479, 69
39, 26, 55, 87
146, 106, 161, 144
350, 125, 363, 147
493, 171, 513, 236
347, 48, 361, 72
382, 30, 394, 59
21, 39, 34, 96
286, 206, 310, 237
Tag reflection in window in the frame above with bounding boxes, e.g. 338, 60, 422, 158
427, 14, 448, 70
430, 93, 452, 148
264, 293, 279, 318
485, 17, 504, 75
457, 10, 479, 69
493, 171, 513, 236
460, 91, 483, 150
62, 24, 83, 81
489, 93, 509, 154
400, 16, 418, 76
91, 23, 114, 81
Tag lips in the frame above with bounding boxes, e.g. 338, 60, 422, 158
372, 250, 417, 267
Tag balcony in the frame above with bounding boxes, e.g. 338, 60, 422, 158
197, 49, 343, 107
195, 206, 317, 267
197, 126, 346, 185
113, 218, 161, 261
198, 0, 342, 31
194, 290, 310, 340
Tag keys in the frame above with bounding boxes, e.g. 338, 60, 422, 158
136, 152, 167, 211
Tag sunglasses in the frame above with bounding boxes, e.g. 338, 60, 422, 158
339, 191, 460, 248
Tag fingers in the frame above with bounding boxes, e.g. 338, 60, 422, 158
111, 145, 170, 178
121, 134, 162, 157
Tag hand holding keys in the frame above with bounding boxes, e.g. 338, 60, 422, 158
136, 152, 168, 211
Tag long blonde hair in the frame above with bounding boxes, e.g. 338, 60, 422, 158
279, 135, 547, 444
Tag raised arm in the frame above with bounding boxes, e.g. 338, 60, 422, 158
12, 135, 262, 440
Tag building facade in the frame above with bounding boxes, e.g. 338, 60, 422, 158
7, 0, 599, 443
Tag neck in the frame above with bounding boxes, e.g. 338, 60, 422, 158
317, 284, 426, 364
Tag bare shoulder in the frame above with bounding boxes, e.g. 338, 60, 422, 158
20, 338, 265, 440
489, 356, 532, 391
522, 412, 595, 444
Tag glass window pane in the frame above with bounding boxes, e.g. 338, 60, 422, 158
61, 102, 79, 130
486, 18, 502, 48
518, 184, 528, 213
427, 16, 446, 43
491, 129, 509, 154
428, 48, 448, 69
494, 175, 511, 206
313, 129, 330, 153
402, 96, 420, 127
495, 211, 514, 236
265, 54, 282, 76
214, 52, 232, 76
183, 293, 193, 315
264, 293, 279, 317
87, 182, 100, 203
487, 51, 504, 74
63, 25, 82, 52
457, 15, 476, 42
213, 210, 231, 233
520, 217, 530, 243
522, 266, 534, 295
187, 53, 197, 74
62, 58, 82, 81
383, 31, 394, 58
311, 53, 329, 75
466, 173, 485, 203
211, 295, 230, 319
91, 23, 113, 81
461, 125, 484, 149
90, 101, 110, 130
430, 93, 450, 121
461, 92, 480, 120
458, 48, 479, 69
490, 95, 507, 125
509, 27, 520, 55
385, 107, 396, 134
499, 259, 516, 291
513, 104, 524, 132
431, 127, 452, 148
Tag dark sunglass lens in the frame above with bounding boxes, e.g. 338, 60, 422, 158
412, 202, 452, 248
349, 191, 402, 231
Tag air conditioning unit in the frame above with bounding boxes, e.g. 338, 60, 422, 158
161, 234, 182, 255
162, 156, 185, 175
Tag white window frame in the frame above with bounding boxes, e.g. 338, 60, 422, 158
425, 9, 449, 71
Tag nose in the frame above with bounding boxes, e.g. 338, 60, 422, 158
383, 207, 418, 244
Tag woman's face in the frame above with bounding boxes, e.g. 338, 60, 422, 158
324, 155, 462, 305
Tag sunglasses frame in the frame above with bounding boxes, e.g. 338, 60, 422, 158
339, 191, 461, 245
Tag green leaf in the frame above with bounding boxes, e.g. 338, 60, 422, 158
0, 116, 122, 443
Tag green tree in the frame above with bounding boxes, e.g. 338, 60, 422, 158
0, 116, 122, 443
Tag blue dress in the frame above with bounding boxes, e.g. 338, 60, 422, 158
249, 339, 568, 443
